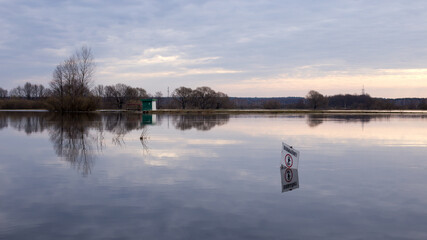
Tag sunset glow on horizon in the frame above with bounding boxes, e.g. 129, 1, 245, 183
1, 0, 426, 98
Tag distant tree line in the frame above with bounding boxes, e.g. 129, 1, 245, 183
304, 90, 427, 110
0, 46, 154, 111
225, 91, 427, 110
0, 46, 426, 111
171, 86, 232, 109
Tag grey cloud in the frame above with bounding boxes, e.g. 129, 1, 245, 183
1, 0, 427, 95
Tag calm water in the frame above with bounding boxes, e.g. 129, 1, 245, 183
0, 112, 427, 239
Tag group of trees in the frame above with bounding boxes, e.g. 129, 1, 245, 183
172, 86, 231, 109
48, 46, 98, 111
92, 83, 149, 109
1, 83, 47, 99
0, 46, 154, 111
0, 87, 7, 98
305, 90, 427, 110
9, 82, 48, 99
1, 45, 426, 111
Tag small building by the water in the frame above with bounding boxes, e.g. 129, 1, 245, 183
140, 99, 157, 111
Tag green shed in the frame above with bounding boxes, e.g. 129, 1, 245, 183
140, 99, 157, 111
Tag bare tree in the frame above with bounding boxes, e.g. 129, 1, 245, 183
9, 86, 25, 98
135, 87, 149, 98
36, 84, 46, 98
215, 91, 232, 109
306, 90, 328, 110
92, 84, 105, 97
23, 82, 33, 99
0, 87, 8, 98
9, 83, 47, 99
191, 86, 217, 109
49, 46, 97, 111
172, 87, 193, 109
105, 84, 145, 109
76, 46, 95, 90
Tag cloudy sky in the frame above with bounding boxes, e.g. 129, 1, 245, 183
1, 0, 427, 97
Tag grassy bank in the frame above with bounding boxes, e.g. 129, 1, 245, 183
107, 109, 427, 115
0, 99, 48, 110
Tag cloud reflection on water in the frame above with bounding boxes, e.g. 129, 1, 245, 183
1, 112, 427, 239
1, 112, 426, 177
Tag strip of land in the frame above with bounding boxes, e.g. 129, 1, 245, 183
114, 109, 427, 115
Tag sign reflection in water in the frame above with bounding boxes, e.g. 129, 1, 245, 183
280, 142, 300, 192
1, 112, 427, 239
280, 167, 299, 192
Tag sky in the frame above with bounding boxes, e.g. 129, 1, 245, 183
1, 0, 427, 98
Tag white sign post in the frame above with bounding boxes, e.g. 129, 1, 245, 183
281, 142, 299, 169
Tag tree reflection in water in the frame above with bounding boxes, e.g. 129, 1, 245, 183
140, 127, 150, 156
1, 111, 48, 134
103, 113, 144, 146
171, 114, 230, 131
0, 112, 232, 175
48, 114, 102, 176
0, 113, 8, 130
306, 114, 392, 128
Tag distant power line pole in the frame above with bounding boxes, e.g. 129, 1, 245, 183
362, 85, 365, 95
167, 87, 169, 98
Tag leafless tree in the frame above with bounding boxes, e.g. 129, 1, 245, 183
135, 87, 149, 98
0, 87, 8, 98
23, 82, 33, 99
76, 46, 95, 90
172, 86, 193, 109
215, 91, 232, 109
105, 84, 147, 109
49, 46, 97, 111
191, 86, 217, 109
9, 86, 25, 98
9, 83, 47, 99
92, 84, 105, 97
306, 90, 328, 110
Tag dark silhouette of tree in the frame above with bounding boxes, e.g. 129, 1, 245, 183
306, 90, 328, 110
172, 114, 230, 131
92, 84, 105, 97
0, 87, 7, 98
48, 114, 101, 176
49, 46, 98, 111
328, 94, 374, 109
105, 84, 148, 109
191, 86, 218, 109
214, 92, 232, 109
172, 87, 193, 109
9, 83, 47, 99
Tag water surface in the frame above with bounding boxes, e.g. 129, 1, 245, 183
0, 112, 426, 239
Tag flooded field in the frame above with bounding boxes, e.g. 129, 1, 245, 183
0, 112, 427, 239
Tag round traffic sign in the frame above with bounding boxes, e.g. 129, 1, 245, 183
284, 168, 293, 182
284, 154, 293, 168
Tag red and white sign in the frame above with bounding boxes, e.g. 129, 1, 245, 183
281, 142, 299, 169
280, 168, 299, 192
